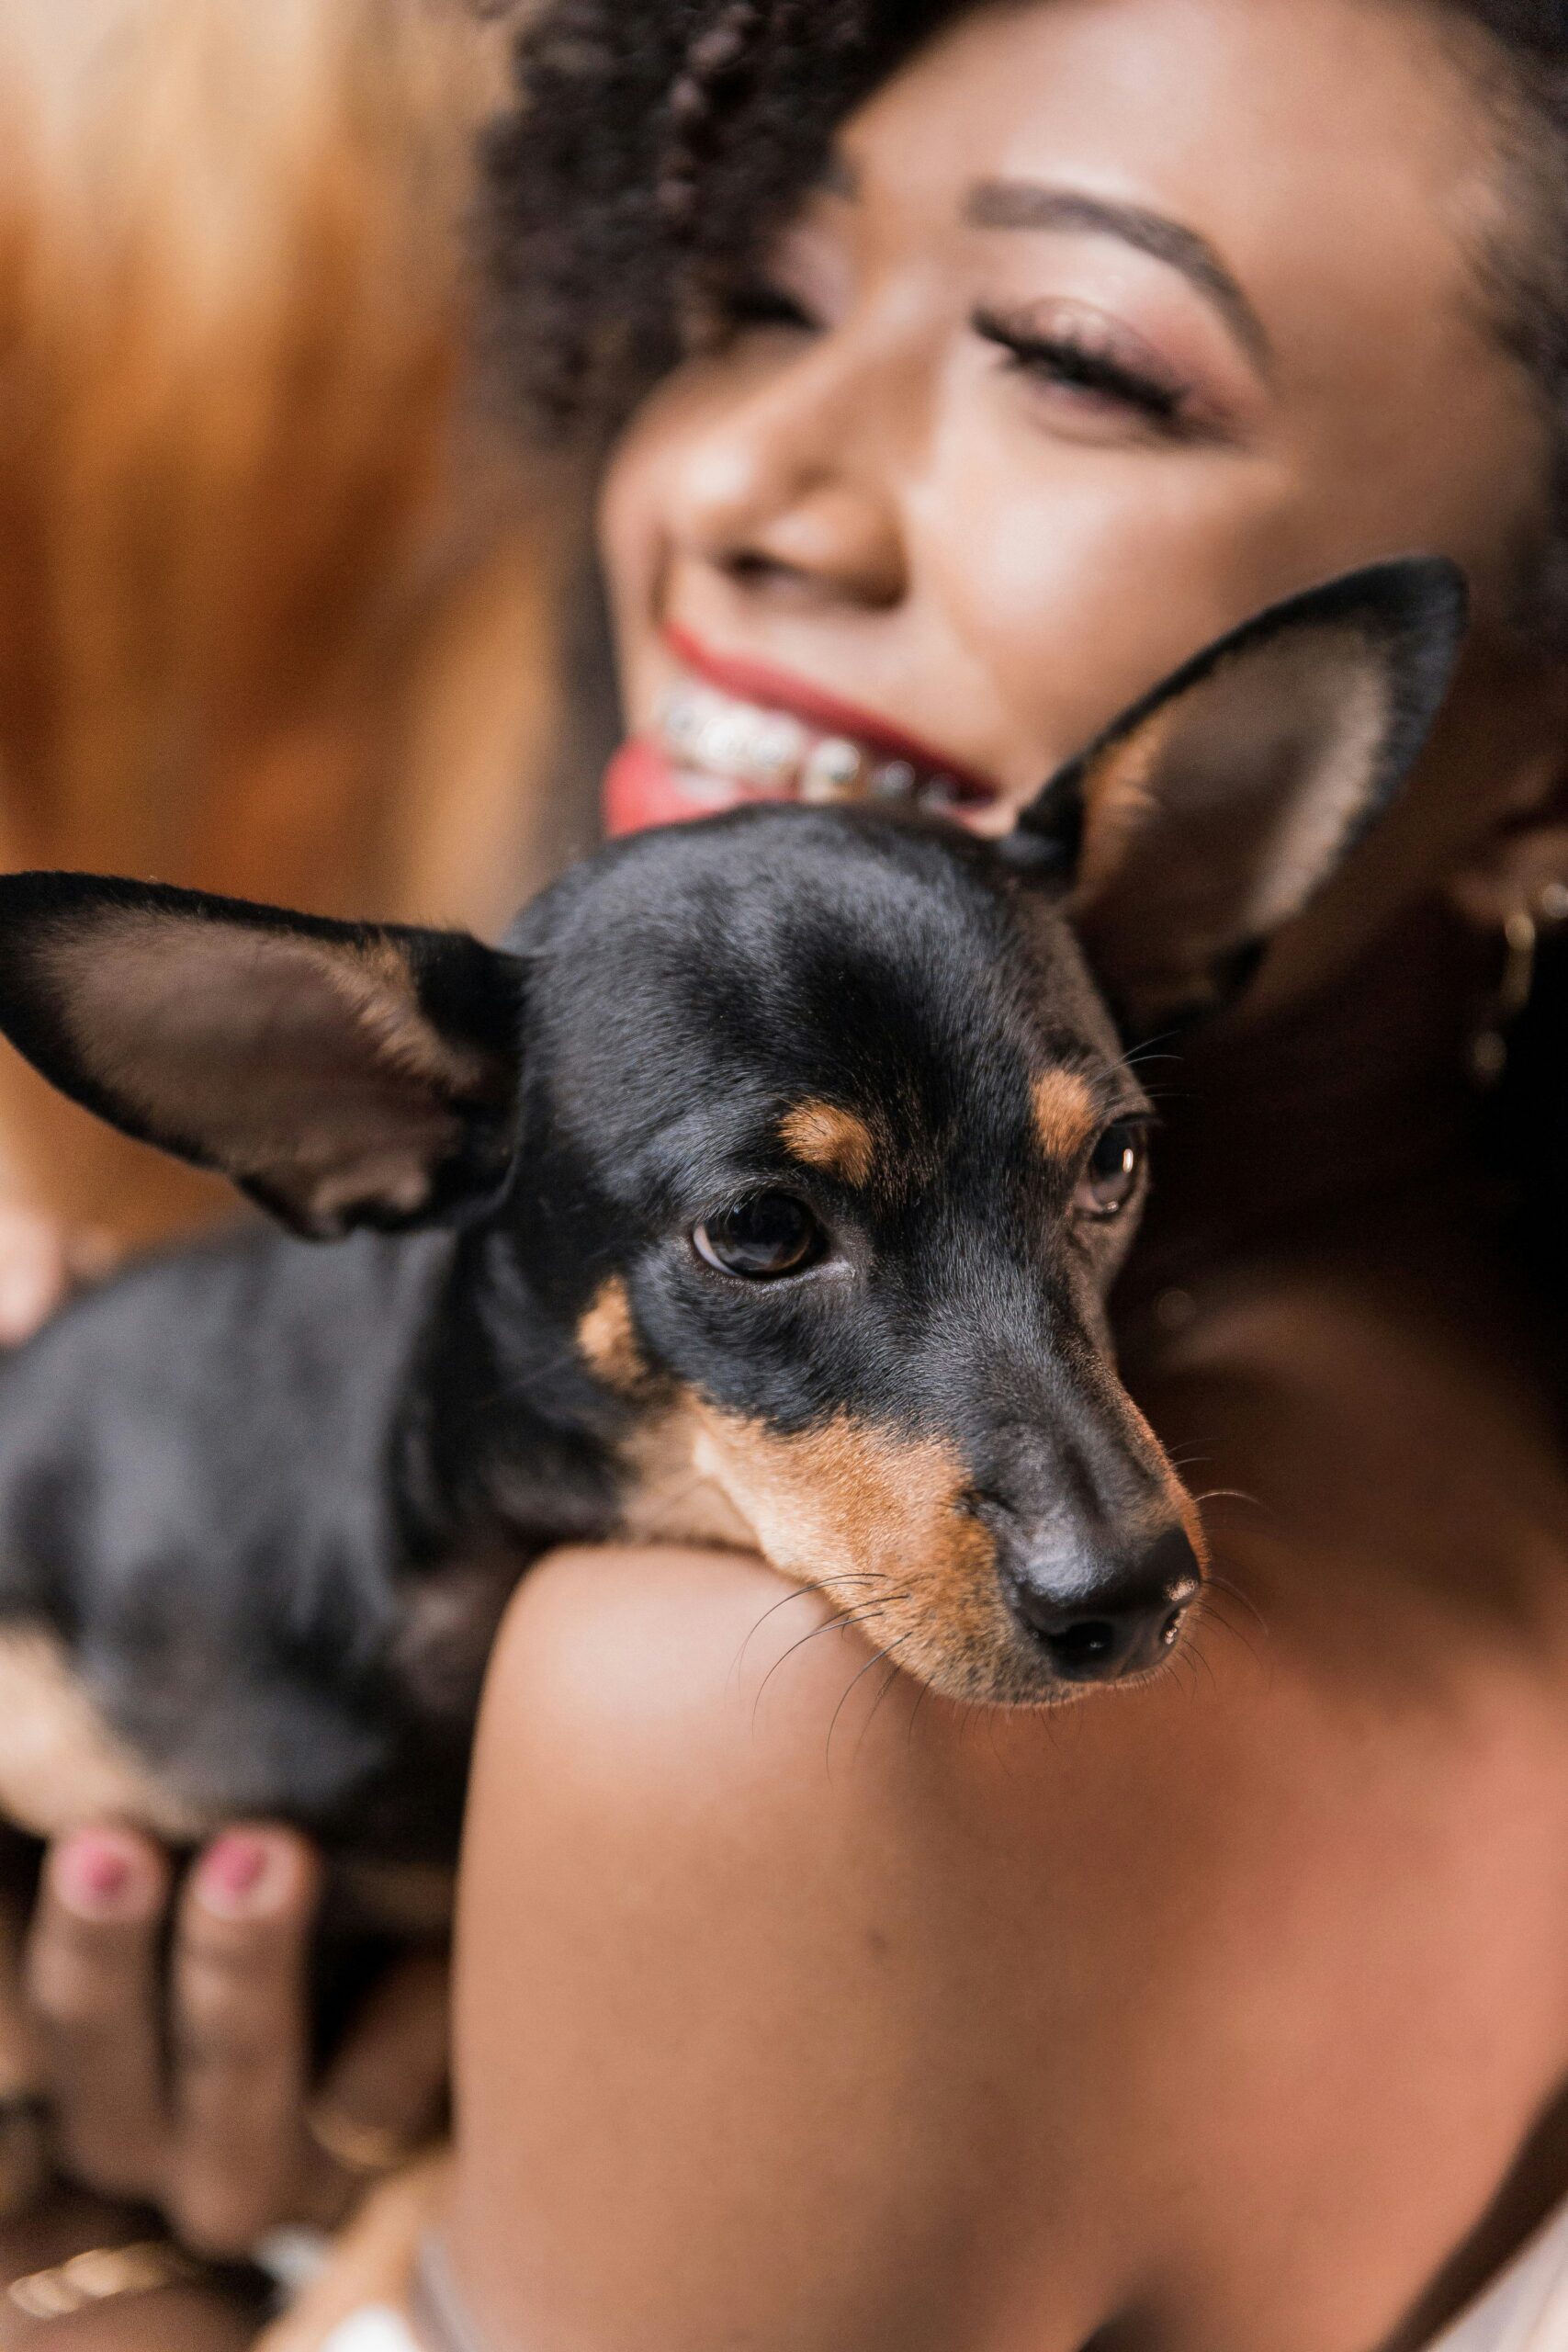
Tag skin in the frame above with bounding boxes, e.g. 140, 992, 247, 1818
445, 4, 1568, 2347
14, 0, 1568, 2339
602, 0, 1566, 948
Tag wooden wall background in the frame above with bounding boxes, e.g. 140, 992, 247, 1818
0, 0, 576, 1240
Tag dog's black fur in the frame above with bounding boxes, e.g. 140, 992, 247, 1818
0, 560, 1465, 1870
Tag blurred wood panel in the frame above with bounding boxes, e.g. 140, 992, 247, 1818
0, 0, 573, 1239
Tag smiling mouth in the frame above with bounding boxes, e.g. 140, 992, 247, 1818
603, 629, 1006, 839
651, 676, 980, 811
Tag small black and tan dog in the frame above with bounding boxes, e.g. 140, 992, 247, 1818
0, 560, 1462, 1871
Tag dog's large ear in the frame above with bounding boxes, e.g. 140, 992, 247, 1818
0, 875, 526, 1238
1008, 558, 1468, 1030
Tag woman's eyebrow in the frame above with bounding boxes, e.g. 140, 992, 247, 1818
964, 180, 1271, 370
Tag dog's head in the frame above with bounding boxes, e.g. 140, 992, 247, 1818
0, 560, 1465, 1703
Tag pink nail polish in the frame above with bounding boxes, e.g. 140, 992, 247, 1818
197, 1833, 271, 1914
58, 1832, 137, 1916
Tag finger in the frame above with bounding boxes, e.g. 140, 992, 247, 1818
25, 1830, 173, 2202
302, 1951, 450, 2225
167, 1827, 322, 2258
0, 1208, 77, 1346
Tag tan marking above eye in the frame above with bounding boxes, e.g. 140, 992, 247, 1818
577, 1274, 649, 1394
778, 1099, 876, 1187
1031, 1069, 1100, 1162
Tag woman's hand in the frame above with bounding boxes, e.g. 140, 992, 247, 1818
0, 1216, 450, 2265
0, 2185, 259, 2350
25, 1826, 449, 2259
0, 1206, 117, 1347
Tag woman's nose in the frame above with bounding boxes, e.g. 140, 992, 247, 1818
671, 350, 909, 612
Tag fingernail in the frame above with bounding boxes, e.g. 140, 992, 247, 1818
56, 1831, 146, 1918
197, 1832, 276, 1917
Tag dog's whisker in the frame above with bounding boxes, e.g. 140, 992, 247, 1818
1190, 1487, 1267, 1514
852, 1640, 918, 1765
827, 1633, 914, 1770
734, 1575, 883, 1673
1188, 1589, 1266, 1673
1184, 1625, 1221, 1698
1205, 1571, 1270, 1635
751, 1600, 894, 1725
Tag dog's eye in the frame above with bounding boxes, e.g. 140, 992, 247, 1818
1074, 1122, 1145, 1220
693, 1193, 824, 1279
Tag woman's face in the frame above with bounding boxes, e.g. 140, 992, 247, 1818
600, 0, 1551, 864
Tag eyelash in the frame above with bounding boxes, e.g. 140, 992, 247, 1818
971, 305, 1191, 434
711, 284, 1200, 441
714, 279, 817, 334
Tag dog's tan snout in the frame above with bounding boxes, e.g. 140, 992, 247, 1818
1001, 1522, 1201, 1686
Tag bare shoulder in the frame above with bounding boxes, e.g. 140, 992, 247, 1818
474, 1541, 960, 1842
455, 1547, 999, 2352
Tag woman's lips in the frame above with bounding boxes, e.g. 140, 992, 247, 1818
603, 628, 1003, 840
663, 624, 998, 802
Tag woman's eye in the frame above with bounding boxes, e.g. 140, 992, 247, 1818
1074, 1124, 1146, 1220
715, 278, 818, 335
973, 303, 1193, 435
693, 1193, 825, 1279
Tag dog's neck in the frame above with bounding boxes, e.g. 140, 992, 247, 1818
393, 1224, 626, 1566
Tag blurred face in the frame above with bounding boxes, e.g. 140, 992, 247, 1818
600, 0, 1554, 889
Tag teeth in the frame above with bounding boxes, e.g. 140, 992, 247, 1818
656, 685, 809, 790
752, 715, 809, 782
654, 681, 943, 809
801, 736, 864, 803
657, 686, 704, 763
697, 708, 752, 775
916, 774, 962, 813
870, 759, 917, 802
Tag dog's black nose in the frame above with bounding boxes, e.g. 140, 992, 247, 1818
1006, 1526, 1201, 1684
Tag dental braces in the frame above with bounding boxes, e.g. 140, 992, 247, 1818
655, 684, 961, 809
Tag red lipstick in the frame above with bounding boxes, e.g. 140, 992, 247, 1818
662, 624, 999, 804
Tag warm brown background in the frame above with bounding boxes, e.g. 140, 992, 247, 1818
0, 0, 573, 1239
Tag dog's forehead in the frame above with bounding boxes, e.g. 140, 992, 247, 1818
526, 810, 1120, 1150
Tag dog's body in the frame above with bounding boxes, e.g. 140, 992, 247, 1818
0, 1223, 466, 1852
0, 561, 1466, 1871
0, 809, 1158, 1863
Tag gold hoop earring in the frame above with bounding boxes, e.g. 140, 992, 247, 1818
1467, 881, 1568, 1085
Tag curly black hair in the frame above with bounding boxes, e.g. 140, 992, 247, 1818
478, 0, 1568, 1301
479, 1, 1568, 585
477, 0, 927, 430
